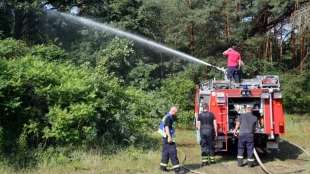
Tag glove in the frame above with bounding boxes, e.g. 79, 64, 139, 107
168, 136, 173, 143
233, 129, 239, 137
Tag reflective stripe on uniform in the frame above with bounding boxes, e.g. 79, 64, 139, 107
172, 164, 180, 169
202, 156, 210, 162
160, 163, 168, 166
247, 158, 255, 162
237, 156, 244, 159
210, 156, 215, 162
157, 129, 166, 137
162, 115, 167, 122
158, 115, 168, 137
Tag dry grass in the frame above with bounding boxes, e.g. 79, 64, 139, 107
283, 114, 310, 151
283, 114, 310, 173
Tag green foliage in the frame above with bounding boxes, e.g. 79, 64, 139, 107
44, 104, 96, 143
242, 59, 281, 77
97, 38, 136, 82
31, 44, 68, 61
128, 62, 159, 90
124, 87, 158, 131
176, 110, 194, 129
0, 56, 96, 149
146, 71, 196, 128
0, 42, 160, 155
282, 72, 310, 114
159, 73, 195, 111
0, 38, 28, 59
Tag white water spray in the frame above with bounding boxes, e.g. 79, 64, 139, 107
49, 11, 225, 73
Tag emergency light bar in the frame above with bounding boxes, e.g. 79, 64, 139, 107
240, 85, 251, 97
241, 89, 251, 97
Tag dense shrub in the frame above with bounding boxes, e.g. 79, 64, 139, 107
0, 38, 29, 59
157, 73, 196, 128
31, 44, 69, 62
0, 54, 156, 153
282, 72, 310, 114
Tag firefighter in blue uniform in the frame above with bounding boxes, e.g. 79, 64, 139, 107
196, 104, 217, 166
233, 104, 258, 167
158, 106, 184, 174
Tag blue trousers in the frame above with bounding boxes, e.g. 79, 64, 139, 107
160, 138, 180, 169
237, 133, 254, 160
200, 128, 215, 156
227, 66, 240, 83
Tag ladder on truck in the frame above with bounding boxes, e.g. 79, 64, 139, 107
214, 90, 229, 152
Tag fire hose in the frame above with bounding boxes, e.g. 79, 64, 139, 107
253, 148, 274, 174
178, 148, 207, 174
172, 140, 310, 174
165, 147, 206, 174
254, 140, 310, 174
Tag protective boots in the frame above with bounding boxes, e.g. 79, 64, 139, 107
247, 159, 254, 167
238, 158, 243, 167
160, 166, 168, 172
201, 155, 209, 166
210, 156, 215, 164
201, 161, 208, 167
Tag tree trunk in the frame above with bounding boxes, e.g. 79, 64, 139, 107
187, 23, 195, 55
295, 0, 300, 10
269, 38, 273, 62
300, 31, 305, 61
279, 23, 283, 60
264, 37, 269, 59
235, 0, 241, 21
187, 0, 195, 54
224, 0, 230, 40
299, 31, 306, 72
279, 42, 283, 60
300, 47, 309, 73
291, 31, 297, 66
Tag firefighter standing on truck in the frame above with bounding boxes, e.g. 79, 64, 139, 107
158, 106, 185, 174
233, 104, 258, 167
196, 103, 218, 166
223, 45, 244, 83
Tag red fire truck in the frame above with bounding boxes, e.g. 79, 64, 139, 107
194, 75, 285, 152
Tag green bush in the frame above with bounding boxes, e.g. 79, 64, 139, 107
31, 44, 69, 61
43, 104, 96, 143
159, 73, 195, 111
0, 38, 29, 59
156, 73, 196, 128
282, 72, 310, 114
176, 110, 194, 129
0, 51, 157, 153
97, 38, 136, 81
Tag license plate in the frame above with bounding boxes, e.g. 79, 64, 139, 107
267, 141, 279, 149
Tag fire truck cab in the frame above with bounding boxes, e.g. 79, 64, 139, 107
194, 75, 285, 152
